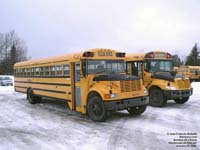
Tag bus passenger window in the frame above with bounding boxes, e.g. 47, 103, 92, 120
27, 68, 31, 76
24, 68, 27, 76
45, 66, 49, 76
56, 65, 63, 76
31, 68, 34, 76
50, 66, 55, 76
64, 64, 70, 77
40, 67, 44, 76
35, 67, 40, 76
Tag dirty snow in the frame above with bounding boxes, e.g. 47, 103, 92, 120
0, 82, 199, 150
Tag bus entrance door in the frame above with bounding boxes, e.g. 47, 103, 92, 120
73, 63, 82, 112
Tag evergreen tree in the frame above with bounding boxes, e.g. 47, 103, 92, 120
173, 54, 183, 67
185, 43, 199, 66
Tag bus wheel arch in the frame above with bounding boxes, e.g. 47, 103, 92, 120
27, 88, 41, 104
86, 91, 107, 122
149, 86, 167, 107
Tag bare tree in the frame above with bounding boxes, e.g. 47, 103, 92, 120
0, 30, 28, 75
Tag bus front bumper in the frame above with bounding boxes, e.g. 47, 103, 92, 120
163, 88, 193, 99
104, 96, 149, 111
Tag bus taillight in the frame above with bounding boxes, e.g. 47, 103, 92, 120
116, 52, 125, 57
166, 53, 172, 58
145, 52, 154, 58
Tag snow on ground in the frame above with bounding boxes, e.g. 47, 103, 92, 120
0, 82, 199, 150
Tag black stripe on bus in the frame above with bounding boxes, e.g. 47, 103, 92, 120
33, 88, 66, 94
15, 86, 27, 89
14, 81, 70, 86
15, 87, 71, 102
14, 76, 70, 78
15, 86, 66, 94
34, 94, 71, 102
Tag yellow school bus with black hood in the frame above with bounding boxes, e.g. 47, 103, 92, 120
14, 48, 149, 121
126, 51, 193, 107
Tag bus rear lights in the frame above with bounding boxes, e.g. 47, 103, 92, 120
166, 53, 172, 58
116, 52, 125, 57
83, 52, 94, 57
145, 52, 154, 58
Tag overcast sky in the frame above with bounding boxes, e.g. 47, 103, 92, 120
0, 0, 200, 60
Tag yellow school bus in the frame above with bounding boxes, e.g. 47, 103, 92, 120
177, 66, 200, 81
126, 51, 193, 107
14, 48, 148, 121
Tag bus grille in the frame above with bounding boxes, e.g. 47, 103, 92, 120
120, 80, 141, 92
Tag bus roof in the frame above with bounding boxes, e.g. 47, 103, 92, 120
180, 65, 200, 69
126, 53, 145, 61
126, 50, 173, 61
14, 48, 123, 68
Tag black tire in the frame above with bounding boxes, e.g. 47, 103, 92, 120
174, 97, 189, 104
149, 88, 167, 107
27, 88, 37, 104
127, 105, 147, 115
87, 96, 107, 122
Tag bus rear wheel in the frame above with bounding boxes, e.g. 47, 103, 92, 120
27, 89, 37, 104
87, 96, 107, 122
149, 88, 167, 107
127, 105, 147, 115
174, 97, 189, 104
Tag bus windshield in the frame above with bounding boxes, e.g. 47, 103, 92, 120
84, 60, 125, 74
145, 60, 173, 73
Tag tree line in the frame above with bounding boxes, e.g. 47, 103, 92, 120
0, 30, 28, 75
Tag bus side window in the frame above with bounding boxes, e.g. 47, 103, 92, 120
27, 68, 31, 76
144, 61, 150, 72
45, 66, 49, 76
56, 65, 63, 76
31, 68, 34, 76
64, 64, 70, 77
75, 63, 80, 82
40, 67, 44, 76
35, 67, 40, 76
50, 66, 55, 76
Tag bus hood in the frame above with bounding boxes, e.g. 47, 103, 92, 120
152, 72, 185, 82
93, 74, 139, 81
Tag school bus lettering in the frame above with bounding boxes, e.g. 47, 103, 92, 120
98, 50, 113, 56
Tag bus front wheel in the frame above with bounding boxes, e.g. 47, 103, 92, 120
87, 96, 107, 122
174, 97, 189, 104
149, 88, 167, 107
127, 105, 147, 115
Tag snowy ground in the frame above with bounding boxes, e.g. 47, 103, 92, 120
0, 83, 199, 150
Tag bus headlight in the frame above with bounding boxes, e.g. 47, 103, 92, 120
110, 93, 117, 98
144, 89, 148, 94
104, 93, 118, 99
166, 86, 177, 90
